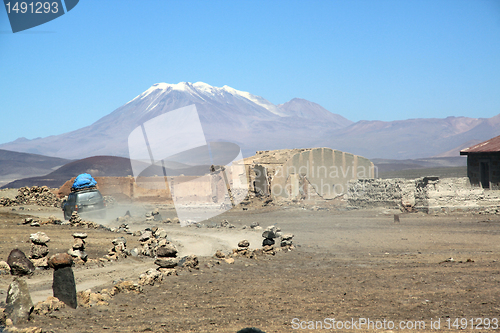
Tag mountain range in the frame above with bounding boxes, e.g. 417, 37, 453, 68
0, 82, 498, 160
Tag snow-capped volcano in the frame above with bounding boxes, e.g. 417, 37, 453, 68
0, 82, 351, 159
1, 81, 497, 160
129, 82, 286, 116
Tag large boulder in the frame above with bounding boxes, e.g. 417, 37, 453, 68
48, 253, 73, 269
52, 266, 77, 309
154, 258, 179, 268
29, 232, 50, 245
4, 277, 34, 324
7, 249, 35, 276
156, 244, 178, 258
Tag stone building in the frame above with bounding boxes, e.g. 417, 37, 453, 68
461, 135, 500, 189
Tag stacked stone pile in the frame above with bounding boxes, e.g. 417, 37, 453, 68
139, 227, 170, 257
0, 186, 62, 207
68, 212, 100, 229
29, 232, 50, 268
48, 253, 77, 309
105, 237, 128, 260
262, 226, 281, 246
280, 233, 295, 249
68, 233, 88, 262
232, 239, 252, 258
153, 240, 180, 277
0, 197, 16, 206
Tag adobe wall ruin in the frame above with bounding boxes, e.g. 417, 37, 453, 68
245, 148, 375, 200
58, 174, 234, 204
347, 176, 500, 213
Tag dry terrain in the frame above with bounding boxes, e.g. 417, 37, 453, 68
1, 202, 500, 332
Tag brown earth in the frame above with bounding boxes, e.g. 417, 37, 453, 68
1, 204, 500, 332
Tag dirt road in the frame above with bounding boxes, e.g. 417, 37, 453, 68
1, 205, 500, 332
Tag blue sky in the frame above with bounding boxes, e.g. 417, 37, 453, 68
0, 0, 499, 144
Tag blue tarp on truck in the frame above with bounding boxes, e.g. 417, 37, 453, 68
72, 173, 97, 190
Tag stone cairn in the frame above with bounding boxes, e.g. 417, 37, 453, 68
262, 226, 281, 246
140, 247, 199, 286
233, 239, 252, 258
68, 233, 88, 262
105, 237, 128, 260
0, 186, 61, 207
280, 233, 295, 249
4, 249, 35, 324
261, 226, 295, 254
29, 232, 50, 268
139, 227, 169, 257
67, 212, 100, 229
48, 253, 77, 309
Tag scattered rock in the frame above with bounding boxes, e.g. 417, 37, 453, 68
178, 255, 199, 270
7, 249, 35, 276
112, 281, 142, 294
154, 228, 167, 239
130, 248, 140, 257
77, 289, 111, 308
156, 243, 177, 258
224, 258, 235, 264
72, 233, 87, 239
262, 230, 277, 239
0, 260, 11, 275
280, 233, 294, 247
262, 238, 275, 246
139, 231, 153, 242
238, 240, 250, 248
29, 244, 49, 259
29, 232, 50, 245
32, 296, 65, 315
67, 249, 88, 261
72, 238, 85, 250
157, 268, 178, 276
262, 245, 275, 255
48, 253, 73, 269
250, 222, 259, 229
214, 250, 226, 259
112, 237, 126, 246
30, 257, 49, 268
154, 258, 179, 268
139, 269, 163, 286
4, 277, 34, 324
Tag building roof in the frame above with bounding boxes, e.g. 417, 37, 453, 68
460, 135, 500, 155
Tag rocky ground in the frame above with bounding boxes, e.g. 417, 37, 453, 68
0, 202, 500, 332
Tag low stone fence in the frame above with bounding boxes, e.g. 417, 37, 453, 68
347, 177, 500, 214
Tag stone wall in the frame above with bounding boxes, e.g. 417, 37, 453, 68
347, 176, 500, 213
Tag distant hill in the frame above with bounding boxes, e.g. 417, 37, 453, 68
0, 149, 70, 187
1, 81, 496, 160
1, 154, 217, 189
1, 155, 133, 188
373, 156, 467, 179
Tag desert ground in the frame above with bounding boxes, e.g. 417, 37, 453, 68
1, 199, 500, 332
